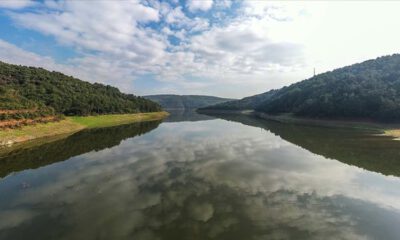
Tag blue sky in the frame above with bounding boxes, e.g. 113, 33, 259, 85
1, 1, 400, 98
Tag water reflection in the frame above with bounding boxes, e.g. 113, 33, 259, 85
205, 113, 400, 177
0, 120, 161, 178
164, 108, 216, 122
1, 117, 400, 239
0, 109, 211, 178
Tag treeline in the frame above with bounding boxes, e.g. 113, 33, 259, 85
0, 61, 161, 116
202, 54, 400, 122
144, 94, 235, 109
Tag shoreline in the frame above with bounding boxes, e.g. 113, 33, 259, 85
0, 111, 169, 148
198, 109, 400, 138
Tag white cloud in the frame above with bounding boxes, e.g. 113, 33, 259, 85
10, 0, 164, 65
0, 39, 139, 93
0, 39, 58, 68
215, 0, 232, 9
5, 0, 171, 93
164, 6, 209, 33
187, 0, 213, 12
189, 18, 304, 67
2, 1, 400, 97
165, 6, 187, 24
0, 0, 35, 9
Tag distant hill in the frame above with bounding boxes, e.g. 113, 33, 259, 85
198, 90, 277, 111
202, 54, 400, 122
0, 61, 161, 120
144, 94, 235, 109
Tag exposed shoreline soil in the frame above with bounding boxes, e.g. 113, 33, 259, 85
0, 111, 169, 148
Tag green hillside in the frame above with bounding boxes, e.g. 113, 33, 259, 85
0, 88, 55, 121
0, 61, 161, 117
202, 54, 400, 122
144, 94, 235, 109
198, 90, 277, 111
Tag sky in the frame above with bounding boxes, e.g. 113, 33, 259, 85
1, 0, 400, 98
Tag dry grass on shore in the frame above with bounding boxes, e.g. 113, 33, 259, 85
384, 129, 400, 139
0, 112, 169, 147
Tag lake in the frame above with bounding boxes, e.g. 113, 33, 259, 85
1, 110, 400, 240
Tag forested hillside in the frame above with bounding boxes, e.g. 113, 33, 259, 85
144, 94, 235, 109
0, 61, 161, 116
202, 54, 400, 122
199, 90, 277, 111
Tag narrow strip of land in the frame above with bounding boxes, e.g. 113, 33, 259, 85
384, 130, 400, 139
0, 111, 169, 147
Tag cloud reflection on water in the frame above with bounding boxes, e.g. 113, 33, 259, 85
1, 119, 400, 239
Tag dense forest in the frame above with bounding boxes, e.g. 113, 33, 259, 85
0, 61, 161, 118
202, 54, 400, 122
144, 94, 235, 109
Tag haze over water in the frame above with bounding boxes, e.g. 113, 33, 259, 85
1, 111, 400, 240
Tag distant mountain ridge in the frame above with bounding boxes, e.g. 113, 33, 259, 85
201, 54, 400, 122
198, 90, 277, 111
144, 94, 235, 109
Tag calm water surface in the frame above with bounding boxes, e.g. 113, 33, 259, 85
1, 111, 400, 240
